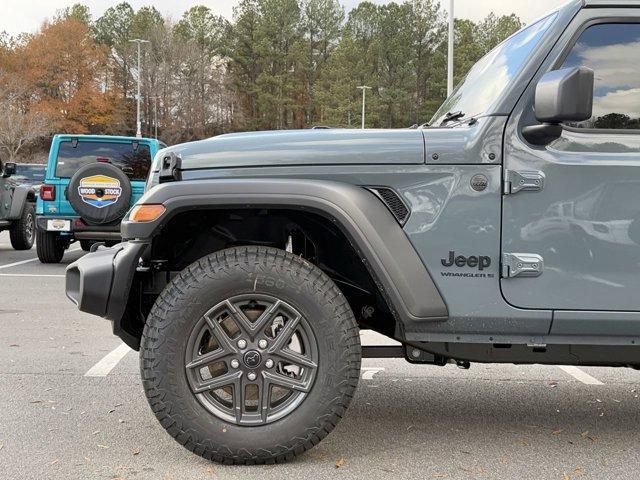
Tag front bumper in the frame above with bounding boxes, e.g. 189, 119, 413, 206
37, 216, 122, 241
66, 241, 148, 347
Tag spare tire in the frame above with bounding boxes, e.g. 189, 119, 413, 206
67, 163, 132, 225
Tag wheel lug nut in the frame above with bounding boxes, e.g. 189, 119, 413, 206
258, 339, 268, 349
230, 359, 240, 369
265, 359, 274, 369
237, 339, 247, 349
247, 372, 257, 381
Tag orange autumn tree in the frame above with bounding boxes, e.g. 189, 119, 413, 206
22, 17, 121, 133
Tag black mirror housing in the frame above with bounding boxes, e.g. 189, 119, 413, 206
3, 162, 16, 177
524, 66, 594, 145
534, 66, 594, 124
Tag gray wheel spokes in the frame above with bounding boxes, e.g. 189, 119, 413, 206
267, 314, 302, 352
26, 214, 34, 239
187, 294, 318, 426
262, 370, 313, 393
192, 371, 242, 394
271, 347, 317, 370
233, 377, 244, 423
204, 313, 238, 353
251, 299, 282, 336
186, 347, 233, 370
233, 377, 272, 424
259, 382, 270, 423
225, 298, 281, 341
224, 300, 255, 338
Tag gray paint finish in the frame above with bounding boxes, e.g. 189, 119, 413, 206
179, 162, 553, 339
502, 7, 640, 312
171, 129, 426, 170
422, 116, 505, 165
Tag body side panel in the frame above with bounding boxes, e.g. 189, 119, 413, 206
141, 167, 554, 339
502, 8, 640, 312
422, 116, 506, 165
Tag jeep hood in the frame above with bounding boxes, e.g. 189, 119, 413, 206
167, 129, 425, 170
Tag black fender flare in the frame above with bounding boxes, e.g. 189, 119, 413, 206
8, 185, 35, 219
123, 179, 448, 323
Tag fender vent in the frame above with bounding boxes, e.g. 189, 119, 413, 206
366, 187, 410, 225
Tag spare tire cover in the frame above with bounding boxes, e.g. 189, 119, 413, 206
67, 162, 132, 225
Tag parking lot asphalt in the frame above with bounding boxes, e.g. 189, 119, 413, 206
2, 230, 640, 479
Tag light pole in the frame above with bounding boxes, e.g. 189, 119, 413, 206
447, 0, 454, 97
129, 38, 150, 138
357, 85, 371, 129
153, 96, 158, 139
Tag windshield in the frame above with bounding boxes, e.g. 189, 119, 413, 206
431, 12, 557, 126
55, 140, 151, 180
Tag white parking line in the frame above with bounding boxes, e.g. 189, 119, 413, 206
0, 257, 40, 269
557, 365, 604, 385
361, 367, 385, 380
85, 343, 131, 377
0, 245, 82, 271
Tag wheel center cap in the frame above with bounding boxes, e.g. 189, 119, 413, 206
243, 350, 262, 368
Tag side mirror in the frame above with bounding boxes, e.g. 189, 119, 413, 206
3, 162, 16, 177
523, 66, 594, 145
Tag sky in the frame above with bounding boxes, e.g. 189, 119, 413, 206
1, 0, 569, 37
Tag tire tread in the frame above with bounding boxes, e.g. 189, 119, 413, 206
9, 203, 35, 250
140, 246, 361, 464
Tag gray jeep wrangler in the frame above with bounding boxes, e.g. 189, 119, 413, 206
0, 160, 36, 250
66, 0, 640, 464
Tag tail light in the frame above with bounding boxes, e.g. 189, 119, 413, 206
40, 184, 56, 201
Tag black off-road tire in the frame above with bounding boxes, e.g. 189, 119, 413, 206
140, 246, 361, 464
36, 230, 66, 263
9, 203, 35, 250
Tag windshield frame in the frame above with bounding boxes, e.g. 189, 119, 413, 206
430, 11, 561, 127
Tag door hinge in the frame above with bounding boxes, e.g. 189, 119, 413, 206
503, 170, 545, 195
502, 253, 544, 278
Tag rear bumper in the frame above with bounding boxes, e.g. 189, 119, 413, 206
66, 241, 148, 347
36, 216, 121, 241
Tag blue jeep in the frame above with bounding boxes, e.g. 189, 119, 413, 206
36, 134, 165, 263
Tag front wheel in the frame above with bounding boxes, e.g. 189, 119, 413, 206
36, 230, 66, 263
9, 203, 35, 250
140, 246, 361, 464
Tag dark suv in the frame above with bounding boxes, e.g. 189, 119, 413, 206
66, 0, 640, 465
0, 160, 36, 250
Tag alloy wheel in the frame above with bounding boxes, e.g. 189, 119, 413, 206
184, 294, 319, 426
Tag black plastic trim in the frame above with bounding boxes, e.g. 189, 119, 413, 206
66, 245, 123, 316
365, 186, 411, 225
65, 241, 147, 328
123, 178, 448, 322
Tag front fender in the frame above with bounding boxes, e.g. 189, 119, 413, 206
123, 179, 448, 323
